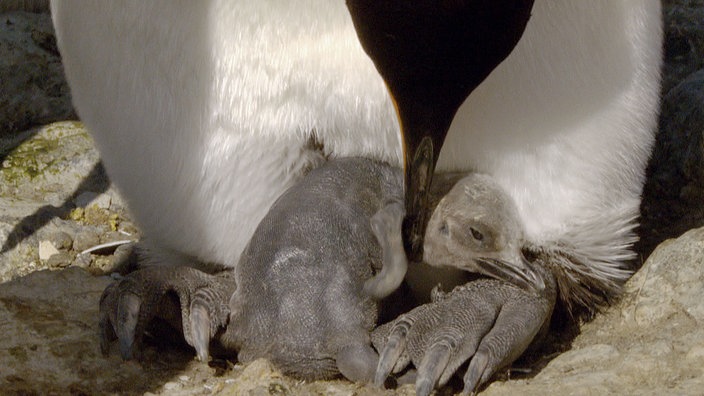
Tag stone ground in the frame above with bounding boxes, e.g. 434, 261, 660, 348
1, 3, 704, 396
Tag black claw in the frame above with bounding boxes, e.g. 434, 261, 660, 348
99, 291, 117, 356
99, 314, 115, 356
116, 292, 140, 360
415, 341, 451, 395
374, 338, 403, 386
416, 377, 434, 396
190, 303, 211, 362
374, 319, 411, 386
464, 349, 489, 394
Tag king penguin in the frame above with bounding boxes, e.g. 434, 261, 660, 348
51, 0, 662, 314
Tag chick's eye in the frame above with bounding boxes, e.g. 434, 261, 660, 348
470, 227, 484, 241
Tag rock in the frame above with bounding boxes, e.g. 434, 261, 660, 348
46, 250, 72, 268
47, 230, 73, 250
638, 68, 704, 257
662, 0, 704, 94
481, 226, 704, 395
72, 229, 100, 253
0, 268, 202, 395
636, 0, 704, 258
73, 191, 99, 208
0, 127, 137, 281
82, 205, 118, 228
74, 191, 112, 210
2, 228, 703, 396
0, 121, 103, 203
37, 240, 58, 261
100, 231, 129, 245
0, 10, 76, 135
71, 252, 92, 269
0, 1, 49, 13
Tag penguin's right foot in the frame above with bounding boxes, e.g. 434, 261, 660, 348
371, 269, 556, 396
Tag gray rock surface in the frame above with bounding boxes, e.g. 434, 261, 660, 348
0, 121, 138, 282
662, 0, 704, 94
636, 0, 704, 258
482, 226, 704, 395
2, 226, 703, 395
0, 1, 49, 14
639, 68, 704, 257
0, 9, 75, 135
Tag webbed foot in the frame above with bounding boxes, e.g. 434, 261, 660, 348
99, 266, 236, 362
372, 268, 556, 395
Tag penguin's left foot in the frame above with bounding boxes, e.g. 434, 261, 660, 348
99, 266, 235, 362
371, 270, 556, 395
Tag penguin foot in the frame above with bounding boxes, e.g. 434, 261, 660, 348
99, 266, 235, 362
371, 271, 556, 395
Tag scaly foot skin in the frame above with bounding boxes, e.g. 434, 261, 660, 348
99, 265, 235, 362
372, 265, 556, 396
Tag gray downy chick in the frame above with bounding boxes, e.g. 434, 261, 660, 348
222, 157, 405, 382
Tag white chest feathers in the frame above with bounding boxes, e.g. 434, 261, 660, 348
51, 0, 662, 269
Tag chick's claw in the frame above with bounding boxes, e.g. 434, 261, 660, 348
372, 272, 556, 395
99, 266, 236, 362
372, 314, 414, 386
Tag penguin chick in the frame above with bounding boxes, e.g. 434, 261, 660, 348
222, 157, 404, 382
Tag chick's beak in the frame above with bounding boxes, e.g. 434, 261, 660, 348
474, 256, 546, 293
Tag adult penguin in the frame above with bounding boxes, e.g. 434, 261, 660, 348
51, 0, 662, 391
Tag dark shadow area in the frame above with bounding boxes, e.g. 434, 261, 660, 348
3, 337, 203, 396
0, 161, 109, 254
635, 68, 704, 263
0, 128, 38, 165
1, 9, 77, 137
634, 1, 704, 263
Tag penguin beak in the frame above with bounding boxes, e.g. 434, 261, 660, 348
396, 101, 455, 261
402, 136, 435, 261
474, 256, 546, 293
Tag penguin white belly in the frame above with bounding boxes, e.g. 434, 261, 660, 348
51, 0, 662, 269
51, 0, 400, 266
439, 0, 662, 260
